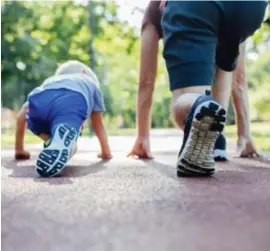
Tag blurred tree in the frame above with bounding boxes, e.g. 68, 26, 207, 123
1, 1, 269, 129
247, 49, 270, 121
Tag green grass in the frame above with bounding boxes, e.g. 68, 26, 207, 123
1, 132, 40, 147
2, 122, 270, 152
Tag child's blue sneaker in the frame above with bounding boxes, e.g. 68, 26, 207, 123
36, 124, 78, 177
177, 95, 226, 177
43, 138, 51, 149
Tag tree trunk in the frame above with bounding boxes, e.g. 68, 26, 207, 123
88, 1, 96, 71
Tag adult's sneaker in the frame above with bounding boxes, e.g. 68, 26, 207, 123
204, 90, 228, 162
177, 95, 226, 177
214, 133, 228, 161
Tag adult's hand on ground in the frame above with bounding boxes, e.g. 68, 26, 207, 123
128, 137, 153, 159
236, 136, 260, 158
97, 152, 113, 160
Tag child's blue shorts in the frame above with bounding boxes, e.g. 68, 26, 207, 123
26, 89, 88, 136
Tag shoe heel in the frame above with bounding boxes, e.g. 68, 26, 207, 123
36, 124, 78, 177
177, 100, 226, 177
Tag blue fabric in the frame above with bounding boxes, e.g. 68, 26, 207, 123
23, 73, 105, 115
26, 89, 88, 136
162, 1, 267, 91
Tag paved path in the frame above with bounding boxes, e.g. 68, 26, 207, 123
2, 130, 270, 251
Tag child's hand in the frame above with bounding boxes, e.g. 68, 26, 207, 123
97, 152, 112, 160
15, 150, 31, 160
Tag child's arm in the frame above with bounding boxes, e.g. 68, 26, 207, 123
15, 107, 30, 160
90, 111, 112, 159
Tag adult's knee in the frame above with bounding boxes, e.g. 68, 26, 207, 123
172, 88, 207, 129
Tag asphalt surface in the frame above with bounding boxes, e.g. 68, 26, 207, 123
2, 130, 270, 251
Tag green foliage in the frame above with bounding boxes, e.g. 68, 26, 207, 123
247, 49, 270, 121
2, 122, 270, 152
1, 1, 269, 129
251, 6, 270, 45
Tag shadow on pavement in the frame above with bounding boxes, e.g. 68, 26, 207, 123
140, 159, 178, 180
1, 155, 109, 184
146, 156, 270, 185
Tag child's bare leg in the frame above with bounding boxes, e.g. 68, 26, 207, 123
39, 133, 50, 142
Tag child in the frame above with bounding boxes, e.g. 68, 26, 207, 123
15, 60, 112, 177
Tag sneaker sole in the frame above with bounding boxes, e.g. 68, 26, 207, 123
36, 124, 78, 177
214, 149, 228, 162
177, 101, 226, 177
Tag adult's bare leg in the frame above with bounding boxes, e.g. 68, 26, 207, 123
172, 86, 209, 130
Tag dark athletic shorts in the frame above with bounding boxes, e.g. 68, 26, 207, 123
162, 1, 268, 91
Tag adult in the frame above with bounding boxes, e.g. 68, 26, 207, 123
129, 1, 267, 176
